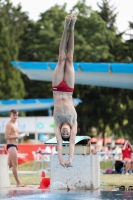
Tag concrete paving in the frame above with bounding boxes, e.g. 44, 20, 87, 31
0, 185, 40, 191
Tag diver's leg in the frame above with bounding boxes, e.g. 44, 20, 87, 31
52, 15, 72, 86
64, 14, 76, 88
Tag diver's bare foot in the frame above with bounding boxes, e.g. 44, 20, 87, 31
64, 15, 72, 29
70, 14, 77, 29
17, 183, 26, 187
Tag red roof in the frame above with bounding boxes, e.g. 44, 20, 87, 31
90, 138, 112, 143
90, 137, 97, 143
100, 138, 112, 143
115, 138, 125, 144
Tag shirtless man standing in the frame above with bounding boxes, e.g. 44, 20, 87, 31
52, 14, 77, 167
5, 109, 28, 187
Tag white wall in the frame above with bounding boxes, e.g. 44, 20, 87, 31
0, 116, 55, 133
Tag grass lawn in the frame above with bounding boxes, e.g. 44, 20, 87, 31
9, 160, 133, 186
10, 161, 49, 185
10, 174, 41, 186
10, 174, 41, 185
101, 174, 133, 187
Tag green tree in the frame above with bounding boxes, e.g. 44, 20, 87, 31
0, 0, 28, 99
97, 0, 117, 30
97, 0, 128, 62
125, 20, 133, 62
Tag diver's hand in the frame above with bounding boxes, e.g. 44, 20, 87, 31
65, 160, 73, 167
60, 161, 66, 168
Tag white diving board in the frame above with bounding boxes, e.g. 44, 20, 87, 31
11, 61, 133, 89
0, 98, 82, 114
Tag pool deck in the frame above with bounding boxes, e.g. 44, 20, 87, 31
0, 185, 119, 191
0, 185, 40, 191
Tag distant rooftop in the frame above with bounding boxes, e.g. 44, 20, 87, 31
11, 62, 133, 89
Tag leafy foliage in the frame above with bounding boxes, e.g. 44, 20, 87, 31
0, 0, 27, 99
0, 0, 133, 140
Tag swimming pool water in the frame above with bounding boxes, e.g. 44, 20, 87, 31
0, 190, 133, 200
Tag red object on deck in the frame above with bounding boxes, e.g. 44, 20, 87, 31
38, 177, 50, 189
41, 171, 45, 177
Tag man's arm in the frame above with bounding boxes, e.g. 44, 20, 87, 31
55, 126, 66, 167
65, 121, 77, 166
128, 141, 133, 151
122, 140, 128, 150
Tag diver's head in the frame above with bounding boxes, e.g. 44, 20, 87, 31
60, 122, 71, 141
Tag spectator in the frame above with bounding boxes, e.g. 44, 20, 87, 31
122, 140, 133, 175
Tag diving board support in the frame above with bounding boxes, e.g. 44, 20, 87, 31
45, 136, 100, 190
0, 155, 10, 188
50, 155, 100, 190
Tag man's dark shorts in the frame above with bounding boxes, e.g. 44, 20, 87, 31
6, 144, 18, 151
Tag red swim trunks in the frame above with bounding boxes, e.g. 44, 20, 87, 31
52, 81, 74, 92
